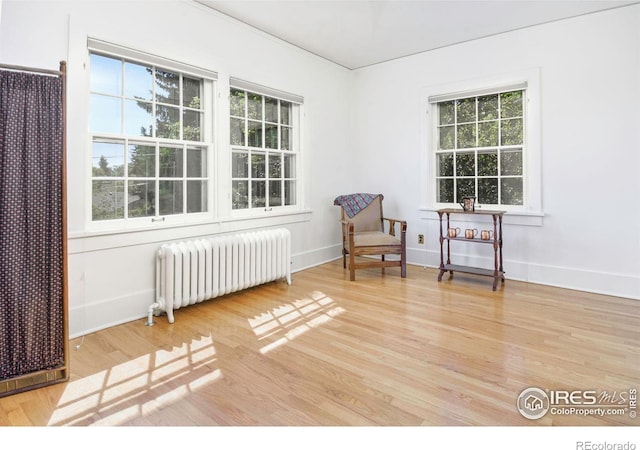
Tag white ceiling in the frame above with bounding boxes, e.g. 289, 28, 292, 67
196, 0, 636, 69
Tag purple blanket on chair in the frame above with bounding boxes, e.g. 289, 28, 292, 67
333, 193, 383, 218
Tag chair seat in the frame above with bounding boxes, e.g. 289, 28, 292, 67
352, 231, 401, 247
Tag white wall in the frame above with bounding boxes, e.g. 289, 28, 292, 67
0, 0, 354, 337
1, 1, 638, 337
351, 5, 640, 299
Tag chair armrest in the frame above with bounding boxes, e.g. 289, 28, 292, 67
340, 219, 354, 230
383, 217, 407, 228
382, 217, 407, 237
340, 219, 355, 238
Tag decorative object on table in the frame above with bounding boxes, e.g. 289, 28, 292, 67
448, 227, 461, 238
460, 196, 476, 211
481, 230, 493, 240
465, 228, 478, 239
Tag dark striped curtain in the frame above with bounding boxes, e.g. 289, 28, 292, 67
0, 69, 65, 380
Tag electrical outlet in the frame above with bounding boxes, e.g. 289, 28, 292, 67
418, 234, 424, 244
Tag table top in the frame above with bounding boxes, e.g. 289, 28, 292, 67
437, 208, 506, 216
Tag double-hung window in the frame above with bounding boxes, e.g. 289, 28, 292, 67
431, 84, 528, 209
229, 79, 302, 212
88, 40, 216, 226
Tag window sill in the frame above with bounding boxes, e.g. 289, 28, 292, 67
419, 207, 544, 226
68, 209, 312, 254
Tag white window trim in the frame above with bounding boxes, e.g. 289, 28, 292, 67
227, 77, 304, 219
88, 38, 218, 82
419, 68, 543, 226
229, 77, 303, 104
86, 38, 218, 233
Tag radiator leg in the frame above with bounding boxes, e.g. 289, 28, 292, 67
146, 302, 159, 326
167, 308, 175, 324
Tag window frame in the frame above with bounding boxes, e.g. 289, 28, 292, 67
86, 39, 217, 232
433, 88, 526, 208
228, 78, 303, 217
423, 69, 542, 220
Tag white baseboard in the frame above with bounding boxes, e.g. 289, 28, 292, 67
68, 288, 154, 339
291, 244, 342, 273
413, 248, 640, 301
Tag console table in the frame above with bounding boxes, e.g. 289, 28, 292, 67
437, 208, 505, 290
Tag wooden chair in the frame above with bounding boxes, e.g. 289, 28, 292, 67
334, 194, 407, 281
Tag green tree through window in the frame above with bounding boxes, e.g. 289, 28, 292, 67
435, 89, 524, 206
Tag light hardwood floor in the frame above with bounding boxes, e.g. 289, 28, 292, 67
1, 260, 638, 426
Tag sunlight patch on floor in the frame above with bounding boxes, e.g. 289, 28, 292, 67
47, 292, 344, 424
248, 291, 346, 354
48, 335, 219, 425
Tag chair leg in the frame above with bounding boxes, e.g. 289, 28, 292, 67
401, 247, 407, 278
342, 248, 347, 269
349, 252, 356, 281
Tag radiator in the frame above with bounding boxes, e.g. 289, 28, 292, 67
149, 228, 291, 324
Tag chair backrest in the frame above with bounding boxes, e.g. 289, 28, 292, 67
340, 195, 383, 232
